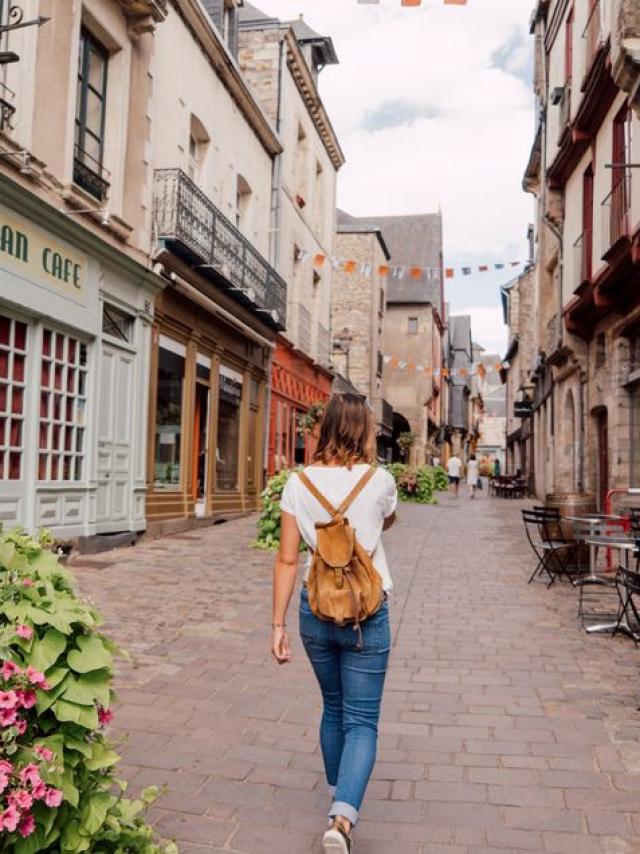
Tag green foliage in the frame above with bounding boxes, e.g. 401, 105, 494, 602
385, 464, 448, 504
297, 401, 326, 436
396, 432, 416, 460
252, 469, 297, 552
0, 528, 176, 853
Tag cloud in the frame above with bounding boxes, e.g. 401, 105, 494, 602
362, 100, 442, 132
251, 0, 535, 351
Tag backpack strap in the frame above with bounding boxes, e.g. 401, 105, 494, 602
337, 466, 376, 516
297, 471, 339, 517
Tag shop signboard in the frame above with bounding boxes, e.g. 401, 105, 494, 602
0, 204, 87, 302
514, 400, 533, 418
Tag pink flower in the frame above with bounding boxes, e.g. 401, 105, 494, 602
21, 578, 33, 588
34, 745, 53, 762
17, 812, 35, 838
0, 661, 20, 681
0, 691, 18, 710
0, 707, 17, 727
15, 625, 33, 641
0, 761, 12, 775
2, 804, 20, 832
24, 667, 46, 687
9, 789, 33, 811
18, 690, 37, 710
98, 706, 114, 727
0, 774, 10, 795
18, 764, 41, 787
14, 717, 26, 736
31, 780, 46, 801
44, 787, 63, 808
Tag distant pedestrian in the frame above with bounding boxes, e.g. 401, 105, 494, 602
272, 393, 397, 854
447, 453, 462, 496
467, 454, 480, 499
494, 457, 501, 478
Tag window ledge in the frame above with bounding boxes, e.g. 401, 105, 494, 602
60, 184, 133, 243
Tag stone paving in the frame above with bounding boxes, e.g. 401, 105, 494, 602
75, 489, 640, 854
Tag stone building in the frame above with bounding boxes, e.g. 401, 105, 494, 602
474, 354, 507, 475
331, 212, 394, 460
0, 0, 290, 540
331, 213, 445, 465
446, 316, 474, 459
238, 5, 344, 474
511, 0, 640, 507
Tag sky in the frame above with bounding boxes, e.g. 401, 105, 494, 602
253, 0, 535, 355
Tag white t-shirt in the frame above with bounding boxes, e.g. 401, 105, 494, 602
280, 464, 398, 592
447, 456, 462, 478
466, 459, 480, 484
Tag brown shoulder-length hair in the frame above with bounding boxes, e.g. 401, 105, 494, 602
314, 394, 376, 467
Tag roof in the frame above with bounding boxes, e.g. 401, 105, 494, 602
449, 315, 472, 352
336, 211, 391, 260
337, 209, 443, 310
290, 15, 339, 65
238, 2, 277, 25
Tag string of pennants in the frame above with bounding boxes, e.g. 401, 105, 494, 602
383, 357, 508, 378
358, 0, 468, 6
299, 250, 524, 281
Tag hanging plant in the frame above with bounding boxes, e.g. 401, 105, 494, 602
396, 431, 416, 460
297, 401, 326, 437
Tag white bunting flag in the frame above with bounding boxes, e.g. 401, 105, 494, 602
392, 266, 406, 280
331, 258, 343, 271
297, 249, 310, 263
399, 360, 408, 369
359, 262, 373, 277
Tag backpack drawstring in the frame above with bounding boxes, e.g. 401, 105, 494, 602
344, 569, 363, 651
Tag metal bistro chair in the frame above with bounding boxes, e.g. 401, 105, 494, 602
573, 517, 628, 624
613, 541, 640, 645
522, 508, 575, 587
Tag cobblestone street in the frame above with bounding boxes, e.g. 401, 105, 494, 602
76, 492, 640, 854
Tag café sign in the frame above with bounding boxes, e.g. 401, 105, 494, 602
0, 204, 87, 302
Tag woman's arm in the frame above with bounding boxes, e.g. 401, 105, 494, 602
272, 511, 301, 664
383, 511, 397, 531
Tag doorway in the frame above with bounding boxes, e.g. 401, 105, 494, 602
192, 381, 210, 517
596, 408, 608, 511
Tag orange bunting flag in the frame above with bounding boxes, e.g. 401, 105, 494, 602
478, 265, 489, 272
313, 254, 326, 267
423, 366, 433, 375
459, 368, 468, 377
494, 363, 502, 372
409, 267, 423, 280
401, 0, 422, 5
441, 367, 449, 378
389, 357, 399, 368
444, 0, 468, 4
445, 268, 454, 279
407, 363, 416, 371
378, 265, 390, 277
476, 364, 486, 378
343, 260, 357, 273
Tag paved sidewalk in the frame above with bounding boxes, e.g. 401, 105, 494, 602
76, 490, 640, 854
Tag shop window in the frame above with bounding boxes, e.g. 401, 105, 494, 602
595, 332, 606, 368
408, 317, 418, 334
74, 29, 109, 201
38, 329, 88, 482
102, 303, 134, 343
0, 314, 27, 481
216, 365, 243, 491
154, 338, 185, 488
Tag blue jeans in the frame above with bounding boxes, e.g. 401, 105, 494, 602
299, 588, 391, 826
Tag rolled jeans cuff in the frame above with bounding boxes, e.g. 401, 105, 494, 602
329, 801, 359, 827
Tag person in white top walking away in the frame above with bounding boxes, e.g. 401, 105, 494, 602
466, 453, 480, 499
447, 453, 462, 496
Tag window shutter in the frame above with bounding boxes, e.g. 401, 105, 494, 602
202, 0, 224, 33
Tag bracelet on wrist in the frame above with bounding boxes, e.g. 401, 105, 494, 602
272, 622, 286, 629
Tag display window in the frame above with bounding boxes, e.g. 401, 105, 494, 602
154, 336, 186, 489
216, 364, 243, 491
0, 314, 27, 481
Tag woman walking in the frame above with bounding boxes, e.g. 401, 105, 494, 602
271, 394, 397, 853
466, 453, 480, 499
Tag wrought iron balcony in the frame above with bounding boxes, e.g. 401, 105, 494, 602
73, 144, 110, 202
154, 169, 287, 331
0, 81, 14, 131
601, 172, 632, 257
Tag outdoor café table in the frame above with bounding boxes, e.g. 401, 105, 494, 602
562, 514, 624, 583
582, 537, 638, 637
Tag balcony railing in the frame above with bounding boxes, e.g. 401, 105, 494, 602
573, 231, 592, 289
0, 80, 15, 131
154, 169, 287, 330
581, 0, 605, 84
601, 172, 632, 255
73, 144, 110, 202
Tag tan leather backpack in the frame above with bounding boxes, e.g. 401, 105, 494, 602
297, 466, 384, 649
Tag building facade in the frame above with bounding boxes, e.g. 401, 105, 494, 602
238, 5, 344, 474
446, 316, 474, 459
512, 0, 640, 507
0, 0, 168, 541
331, 214, 394, 459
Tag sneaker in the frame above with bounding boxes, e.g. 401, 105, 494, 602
322, 820, 352, 853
